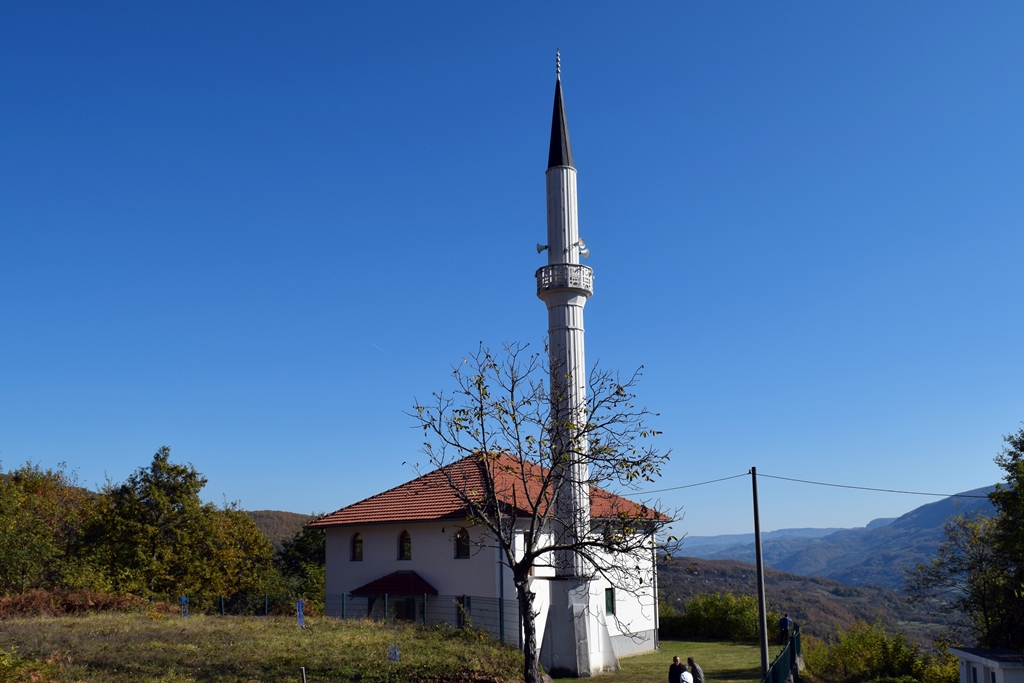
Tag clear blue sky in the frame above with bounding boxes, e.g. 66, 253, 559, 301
2, 2, 1022, 537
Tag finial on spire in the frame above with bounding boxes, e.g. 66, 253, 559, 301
547, 56, 573, 169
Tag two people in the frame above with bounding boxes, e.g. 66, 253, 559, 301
669, 656, 704, 683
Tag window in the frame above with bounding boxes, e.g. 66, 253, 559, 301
605, 587, 615, 616
398, 530, 412, 560
972, 668, 978, 683
455, 527, 470, 559
351, 533, 363, 561
991, 672, 996, 683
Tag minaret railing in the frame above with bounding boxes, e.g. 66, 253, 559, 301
535, 264, 594, 297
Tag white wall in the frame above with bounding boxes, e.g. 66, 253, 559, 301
323, 521, 658, 661
325, 521, 499, 598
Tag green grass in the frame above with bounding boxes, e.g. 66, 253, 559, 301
607, 640, 765, 683
0, 612, 770, 683
0, 612, 522, 683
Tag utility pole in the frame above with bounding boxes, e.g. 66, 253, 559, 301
751, 466, 769, 677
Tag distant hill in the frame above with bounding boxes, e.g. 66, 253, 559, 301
245, 510, 314, 551
659, 556, 951, 644
683, 527, 845, 550
680, 487, 995, 590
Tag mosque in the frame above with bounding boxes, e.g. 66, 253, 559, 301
312, 60, 663, 676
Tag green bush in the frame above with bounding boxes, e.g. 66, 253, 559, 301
659, 592, 782, 642
803, 621, 957, 683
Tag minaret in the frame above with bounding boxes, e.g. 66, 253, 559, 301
536, 54, 604, 677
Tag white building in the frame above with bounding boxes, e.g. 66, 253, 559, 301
949, 648, 1024, 683
310, 454, 662, 667
312, 59, 664, 675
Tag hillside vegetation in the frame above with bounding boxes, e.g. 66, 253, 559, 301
682, 488, 995, 590
659, 557, 948, 643
0, 451, 325, 603
245, 510, 314, 551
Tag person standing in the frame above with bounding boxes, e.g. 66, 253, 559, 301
779, 613, 794, 644
688, 657, 704, 683
669, 656, 686, 683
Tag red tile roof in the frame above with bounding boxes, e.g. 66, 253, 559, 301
309, 453, 667, 528
350, 570, 438, 596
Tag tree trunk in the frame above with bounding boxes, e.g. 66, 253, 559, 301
517, 580, 541, 683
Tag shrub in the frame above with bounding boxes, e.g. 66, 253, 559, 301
0, 589, 162, 618
803, 621, 958, 683
659, 592, 782, 642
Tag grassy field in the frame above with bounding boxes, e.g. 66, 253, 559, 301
0, 612, 766, 683
0, 612, 522, 683
607, 640, 764, 683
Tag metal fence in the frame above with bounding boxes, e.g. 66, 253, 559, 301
148, 594, 307, 617
761, 626, 803, 683
325, 594, 522, 648
146, 593, 523, 649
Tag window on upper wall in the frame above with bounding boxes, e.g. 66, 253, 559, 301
455, 528, 470, 559
398, 530, 412, 560
605, 587, 615, 615
351, 533, 363, 561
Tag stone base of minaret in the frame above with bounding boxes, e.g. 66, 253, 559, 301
540, 580, 620, 677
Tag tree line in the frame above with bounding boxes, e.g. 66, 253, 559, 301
0, 447, 324, 599
905, 424, 1024, 649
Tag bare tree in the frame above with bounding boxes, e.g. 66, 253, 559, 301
410, 342, 675, 683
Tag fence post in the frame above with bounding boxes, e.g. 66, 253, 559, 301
422, 594, 427, 626
342, 594, 346, 620
265, 594, 269, 616
499, 596, 505, 644
220, 595, 224, 616
384, 594, 388, 621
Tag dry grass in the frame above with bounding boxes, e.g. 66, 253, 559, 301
0, 590, 168, 618
0, 612, 522, 683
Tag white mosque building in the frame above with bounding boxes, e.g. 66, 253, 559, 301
312, 63, 663, 676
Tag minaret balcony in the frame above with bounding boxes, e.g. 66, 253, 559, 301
536, 264, 594, 297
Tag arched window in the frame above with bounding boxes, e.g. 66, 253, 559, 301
398, 530, 412, 560
455, 527, 470, 559
351, 533, 363, 561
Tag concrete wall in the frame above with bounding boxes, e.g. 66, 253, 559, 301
954, 653, 1024, 683
325, 521, 499, 597
324, 521, 658, 663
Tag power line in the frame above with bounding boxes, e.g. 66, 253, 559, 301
757, 472, 990, 499
636, 471, 990, 499
638, 472, 750, 494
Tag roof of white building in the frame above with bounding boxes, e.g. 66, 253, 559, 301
309, 452, 666, 528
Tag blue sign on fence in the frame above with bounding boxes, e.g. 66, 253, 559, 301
297, 599, 305, 628
179, 596, 189, 619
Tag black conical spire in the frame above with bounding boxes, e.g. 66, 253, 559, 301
547, 76, 574, 169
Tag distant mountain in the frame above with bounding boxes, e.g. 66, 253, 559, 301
683, 527, 846, 550
659, 556, 951, 644
245, 510, 314, 551
680, 487, 995, 590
